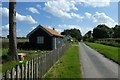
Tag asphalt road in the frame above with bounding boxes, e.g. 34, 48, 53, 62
79, 42, 119, 78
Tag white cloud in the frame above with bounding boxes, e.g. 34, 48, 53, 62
92, 12, 117, 27
26, 7, 39, 14
0, 7, 9, 18
1, 7, 38, 24
44, 0, 83, 19
84, 12, 117, 28
70, 13, 84, 19
1, 24, 9, 36
1, 24, 9, 32
36, 4, 41, 9
55, 24, 81, 32
85, 12, 92, 18
54, 24, 92, 35
32, 26, 36, 30
78, 0, 110, 7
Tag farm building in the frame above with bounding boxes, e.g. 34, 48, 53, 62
27, 25, 64, 50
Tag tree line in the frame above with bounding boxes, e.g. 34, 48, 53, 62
61, 28, 82, 41
83, 24, 120, 41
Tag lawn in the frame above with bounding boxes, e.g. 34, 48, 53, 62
85, 42, 120, 64
44, 46, 81, 78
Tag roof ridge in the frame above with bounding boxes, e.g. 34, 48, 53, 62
42, 26, 64, 37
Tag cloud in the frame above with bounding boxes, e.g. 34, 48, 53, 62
44, 0, 83, 19
70, 13, 84, 19
1, 7, 38, 24
32, 26, 36, 30
84, 12, 117, 28
26, 7, 39, 14
0, 7, 9, 18
1, 24, 9, 32
1, 24, 9, 36
54, 24, 82, 33
84, 12, 92, 18
53, 24, 92, 35
92, 12, 117, 27
36, 4, 42, 9
78, 0, 110, 7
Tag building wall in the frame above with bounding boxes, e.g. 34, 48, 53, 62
29, 28, 53, 50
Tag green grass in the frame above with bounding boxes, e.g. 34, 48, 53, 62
85, 42, 120, 64
44, 46, 81, 78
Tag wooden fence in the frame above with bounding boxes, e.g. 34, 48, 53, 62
2, 44, 71, 79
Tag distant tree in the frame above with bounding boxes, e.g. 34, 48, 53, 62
83, 30, 93, 42
7, 35, 9, 38
8, 0, 18, 60
61, 28, 82, 41
93, 24, 110, 39
113, 25, 120, 38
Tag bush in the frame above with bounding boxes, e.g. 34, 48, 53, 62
95, 41, 120, 47
17, 42, 30, 50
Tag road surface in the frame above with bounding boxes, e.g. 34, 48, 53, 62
79, 42, 119, 78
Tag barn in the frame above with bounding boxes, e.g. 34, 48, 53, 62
27, 25, 64, 50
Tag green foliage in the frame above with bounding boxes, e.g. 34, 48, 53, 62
113, 25, 120, 38
44, 46, 81, 78
85, 42, 120, 64
95, 38, 120, 47
83, 30, 94, 42
93, 24, 110, 39
61, 28, 82, 41
91, 24, 120, 39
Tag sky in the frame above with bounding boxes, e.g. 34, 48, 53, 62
0, 0, 119, 37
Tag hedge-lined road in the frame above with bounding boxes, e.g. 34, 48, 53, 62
79, 42, 119, 78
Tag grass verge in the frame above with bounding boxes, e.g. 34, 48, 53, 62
85, 42, 120, 64
44, 46, 81, 78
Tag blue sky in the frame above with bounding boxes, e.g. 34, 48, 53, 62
1, 0, 118, 37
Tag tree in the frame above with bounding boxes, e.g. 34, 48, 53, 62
61, 28, 82, 41
93, 24, 110, 39
8, 0, 18, 60
113, 25, 120, 38
83, 30, 93, 41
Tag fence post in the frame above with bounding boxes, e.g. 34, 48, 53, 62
28, 61, 31, 78
33, 58, 35, 79
11, 67, 16, 79
20, 64, 24, 79
31, 59, 33, 79
16, 65, 20, 79
38, 56, 41, 78
24, 61, 28, 79
41, 55, 43, 77
5, 70, 11, 79
36, 57, 38, 78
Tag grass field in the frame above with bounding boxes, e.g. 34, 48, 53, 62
44, 46, 81, 78
85, 42, 120, 64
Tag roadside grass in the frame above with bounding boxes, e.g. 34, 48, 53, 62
85, 42, 120, 64
44, 46, 81, 78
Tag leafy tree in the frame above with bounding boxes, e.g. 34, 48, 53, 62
113, 25, 120, 38
83, 31, 93, 41
8, 0, 18, 60
93, 24, 110, 39
61, 28, 82, 41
